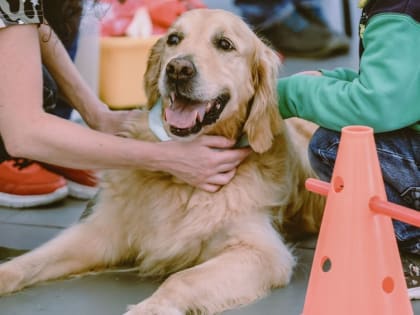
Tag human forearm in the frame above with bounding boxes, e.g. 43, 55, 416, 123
38, 23, 106, 129
3, 111, 251, 191
320, 67, 358, 81
2, 111, 160, 170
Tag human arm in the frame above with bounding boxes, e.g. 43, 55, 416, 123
0, 25, 250, 192
319, 67, 359, 82
38, 22, 128, 134
277, 14, 420, 132
297, 68, 358, 82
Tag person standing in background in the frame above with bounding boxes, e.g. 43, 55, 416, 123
235, 0, 350, 58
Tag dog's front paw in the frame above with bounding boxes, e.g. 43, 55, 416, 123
0, 264, 25, 295
123, 301, 183, 315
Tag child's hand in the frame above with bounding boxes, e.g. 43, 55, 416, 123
295, 70, 322, 76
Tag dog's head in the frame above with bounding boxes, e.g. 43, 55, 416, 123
144, 9, 283, 153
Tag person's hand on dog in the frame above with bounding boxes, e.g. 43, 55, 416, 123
72, 102, 250, 190
160, 135, 251, 192
84, 104, 141, 135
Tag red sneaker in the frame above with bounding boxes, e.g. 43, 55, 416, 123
42, 165, 99, 200
0, 159, 68, 208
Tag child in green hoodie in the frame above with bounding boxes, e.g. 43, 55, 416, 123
277, 0, 420, 297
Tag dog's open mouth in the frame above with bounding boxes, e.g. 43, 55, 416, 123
164, 92, 230, 137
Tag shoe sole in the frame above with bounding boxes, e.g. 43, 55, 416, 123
66, 180, 98, 200
0, 186, 69, 208
408, 287, 420, 300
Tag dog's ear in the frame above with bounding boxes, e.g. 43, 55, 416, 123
144, 37, 165, 109
244, 40, 283, 153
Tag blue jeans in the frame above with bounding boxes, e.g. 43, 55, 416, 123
309, 127, 420, 254
234, 0, 324, 29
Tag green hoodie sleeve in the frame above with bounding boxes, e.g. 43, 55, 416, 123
320, 67, 359, 82
277, 14, 420, 133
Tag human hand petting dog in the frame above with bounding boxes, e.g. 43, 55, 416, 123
84, 104, 142, 135
158, 135, 251, 192
84, 105, 250, 192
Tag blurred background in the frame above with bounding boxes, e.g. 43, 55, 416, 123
73, 0, 361, 113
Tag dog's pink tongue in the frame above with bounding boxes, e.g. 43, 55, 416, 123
165, 102, 207, 129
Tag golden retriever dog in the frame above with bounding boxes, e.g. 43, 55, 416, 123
0, 9, 324, 315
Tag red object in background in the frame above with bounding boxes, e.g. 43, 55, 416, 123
100, 0, 144, 36
145, 0, 206, 29
100, 0, 207, 37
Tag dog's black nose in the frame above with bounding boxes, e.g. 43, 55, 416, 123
166, 57, 196, 81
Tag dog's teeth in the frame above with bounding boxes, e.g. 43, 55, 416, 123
170, 92, 176, 104
206, 103, 212, 112
216, 103, 221, 110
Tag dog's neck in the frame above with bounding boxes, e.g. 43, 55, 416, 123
148, 100, 249, 147
149, 99, 172, 141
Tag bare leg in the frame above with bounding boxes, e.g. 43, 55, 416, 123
125, 242, 295, 315
0, 219, 127, 294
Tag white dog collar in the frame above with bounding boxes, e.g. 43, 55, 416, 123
149, 99, 172, 141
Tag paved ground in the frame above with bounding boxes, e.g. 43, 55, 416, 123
1, 1, 419, 314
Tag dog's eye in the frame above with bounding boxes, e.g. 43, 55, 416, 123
167, 33, 182, 46
217, 38, 235, 51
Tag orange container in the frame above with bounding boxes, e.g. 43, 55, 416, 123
99, 36, 160, 109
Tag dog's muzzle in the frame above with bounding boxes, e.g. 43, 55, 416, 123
163, 57, 230, 137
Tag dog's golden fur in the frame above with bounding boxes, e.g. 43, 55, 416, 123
0, 9, 324, 315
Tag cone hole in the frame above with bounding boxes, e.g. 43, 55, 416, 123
321, 256, 332, 272
333, 176, 344, 193
382, 277, 394, 294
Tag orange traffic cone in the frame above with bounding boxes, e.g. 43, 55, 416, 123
302, 126, 413, 315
